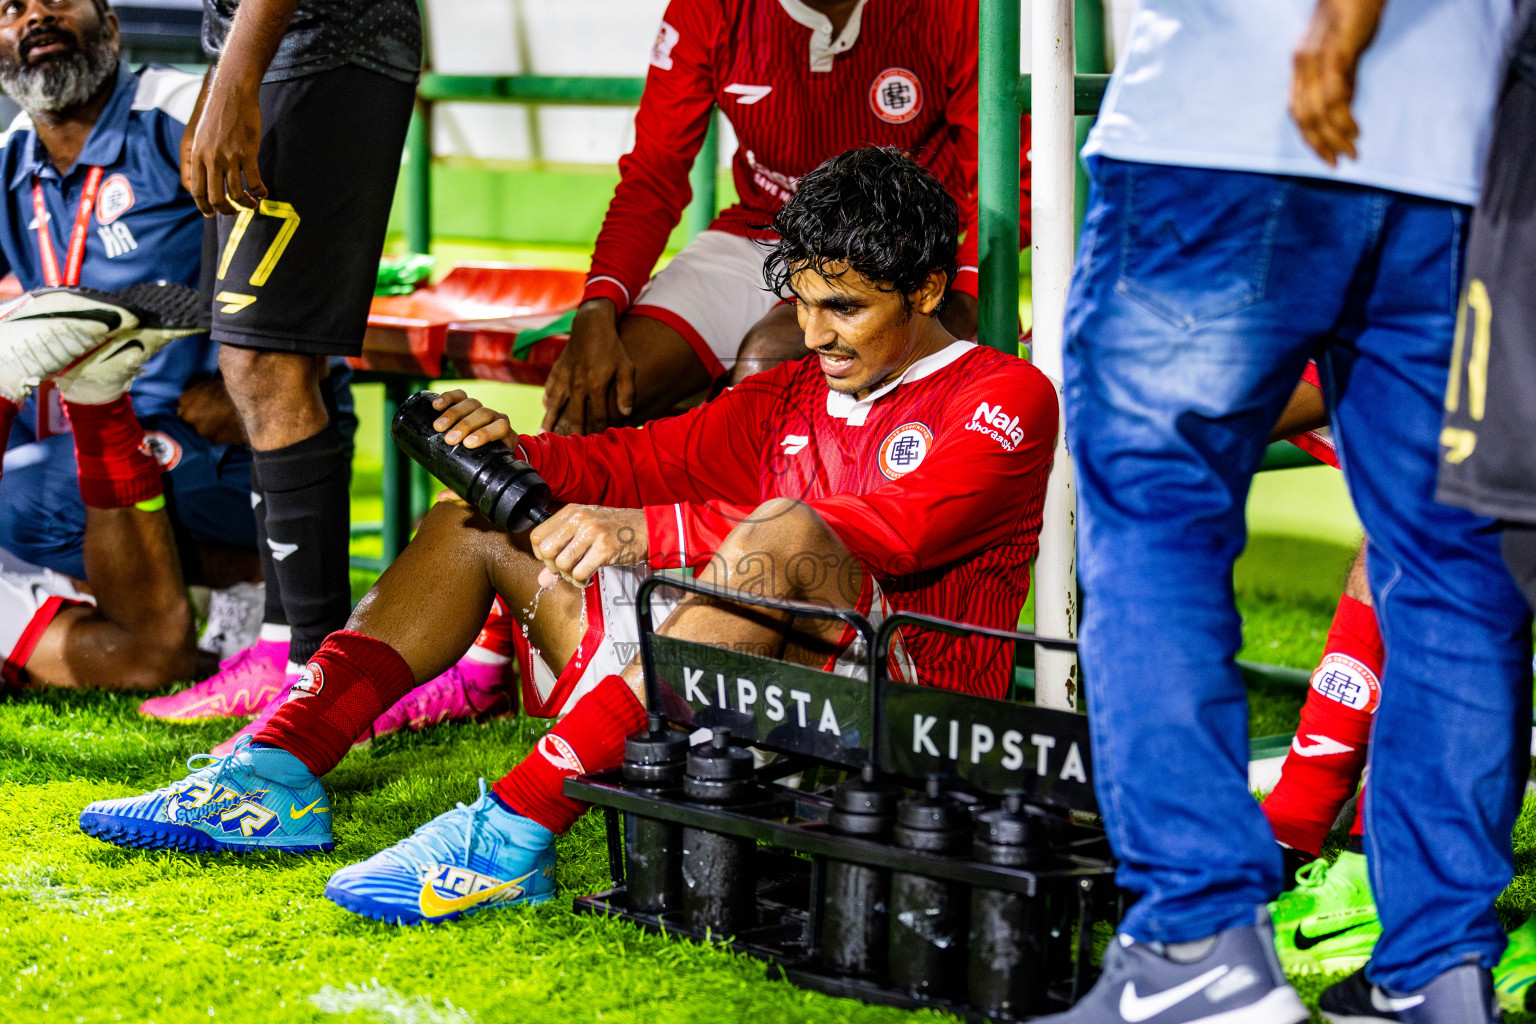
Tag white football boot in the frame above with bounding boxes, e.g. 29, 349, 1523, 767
52, 282, 204, 405
0, 288, 133, 403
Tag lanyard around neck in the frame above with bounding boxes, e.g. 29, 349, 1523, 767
31, 164, 103, 287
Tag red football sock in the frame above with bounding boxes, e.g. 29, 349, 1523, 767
473, 595, 519, 660
64, 395, 162, 508
0, 396, 15, 485
255, 630, 417, 776
493, 674, 646, 833
1351, 779, 1367, 837
1263, 594, 1383, 856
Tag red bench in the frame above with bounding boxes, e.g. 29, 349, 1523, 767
358, 263, 581, 381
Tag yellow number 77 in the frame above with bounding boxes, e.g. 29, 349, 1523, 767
214, 201, 301, 312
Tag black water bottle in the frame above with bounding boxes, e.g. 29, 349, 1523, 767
968, 791, 1056, 1019
821, 763, 899, 978
622, 714, 690, 915
888, 775, 970, 999
680, 729, 757, 937
390, 390, 551, 532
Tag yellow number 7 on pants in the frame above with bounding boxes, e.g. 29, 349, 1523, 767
214, 200, 302, 314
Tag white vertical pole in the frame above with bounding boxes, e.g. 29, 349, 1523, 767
1030, 0, 1079, 711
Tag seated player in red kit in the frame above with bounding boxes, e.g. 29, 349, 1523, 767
78, 148, 1058, 925
542, 0, 1026, 435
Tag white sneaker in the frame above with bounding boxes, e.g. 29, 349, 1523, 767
52, 282, 203, 405
197, 581, 266, 661
0, 289, 133, 403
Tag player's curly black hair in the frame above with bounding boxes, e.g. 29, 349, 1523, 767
763, 146, 958, 316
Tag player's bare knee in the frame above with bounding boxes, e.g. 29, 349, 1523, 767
217, 348, 325, 431
730, 324, 793, 384
712, 500, 856, 602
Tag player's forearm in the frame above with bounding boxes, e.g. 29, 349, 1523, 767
587, 72, 716, 304
212, 0, 301, 91
587, 150, 698, 306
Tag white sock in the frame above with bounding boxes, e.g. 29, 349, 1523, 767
259, 623, 292, 644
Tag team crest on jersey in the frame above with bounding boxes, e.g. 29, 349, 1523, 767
1309, 652, 1380, 713
651, 19, 679, 70
139, 431, 182, 470
870, 68, 922, 124
292, 662, 324, 697
95, 174, 134, 224
878, 422, 933, 480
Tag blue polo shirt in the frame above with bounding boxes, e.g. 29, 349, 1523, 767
0, 62, 210, 421
1084, 0, 1510, 207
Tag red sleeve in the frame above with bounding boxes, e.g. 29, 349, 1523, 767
514, 368, 786, 509
583, 0, 721, 312
809, 362, 1058, 577
644, 500, 755, 570
945, 0, 980, 299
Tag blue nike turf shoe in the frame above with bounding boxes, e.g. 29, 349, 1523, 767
78, 737, 333, 854
325, 779, 555, 925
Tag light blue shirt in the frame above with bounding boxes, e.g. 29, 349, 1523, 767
1084, 0, 1512, 206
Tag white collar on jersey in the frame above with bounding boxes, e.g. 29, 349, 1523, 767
825, 340, 977, 426
777, 0, 869, 73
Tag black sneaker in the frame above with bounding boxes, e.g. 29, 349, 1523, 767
1319, 962, 1500, 1023
1033, 908, 1308, 1023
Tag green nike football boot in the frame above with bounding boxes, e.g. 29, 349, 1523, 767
1494, 914, 1536, 1013
1269, 850, 1381, 975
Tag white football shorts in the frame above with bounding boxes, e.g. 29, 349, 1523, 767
0, 547, 88, 685
630, 230, 784, 380
510, 564, 909, 719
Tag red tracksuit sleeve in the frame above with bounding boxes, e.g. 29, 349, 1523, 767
582, 0, 720, 311
809, 365, 1058, 578
946, 1, 980, 299
514, 370, 783, 509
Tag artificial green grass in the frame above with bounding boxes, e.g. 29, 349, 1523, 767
3, 462, 1527, 1022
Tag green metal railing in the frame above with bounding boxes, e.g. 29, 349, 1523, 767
402, 71, 1109, 256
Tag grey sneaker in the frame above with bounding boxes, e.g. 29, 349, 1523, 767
52, 282, 203, 404
1035, 909, 1307, 1024
1319, 962, 1500, 1023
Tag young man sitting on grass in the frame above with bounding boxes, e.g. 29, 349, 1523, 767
78, 147, 1060, 925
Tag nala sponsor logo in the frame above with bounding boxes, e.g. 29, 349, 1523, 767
967, 401, 1025, 450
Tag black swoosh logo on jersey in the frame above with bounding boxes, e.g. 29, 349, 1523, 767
10, 309, 122, 330
1294, 923, 1367, 951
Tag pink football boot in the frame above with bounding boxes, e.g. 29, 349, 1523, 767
360, 655, 514, 744
208, 654, 514, 757
138, 636, 289, 721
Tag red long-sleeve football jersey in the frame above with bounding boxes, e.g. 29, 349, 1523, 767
514, 343, 1058, 697
583, 0, 1029, 313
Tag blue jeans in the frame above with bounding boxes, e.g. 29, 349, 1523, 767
0, 416, 255, 579
1066, 157, 1532, 990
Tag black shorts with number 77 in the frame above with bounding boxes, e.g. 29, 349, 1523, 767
199, 64, 415, 357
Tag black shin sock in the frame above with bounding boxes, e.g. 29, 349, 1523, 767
252, 423, 351, 664
251, 489, 288, 628
1501, 522, 1536, 612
